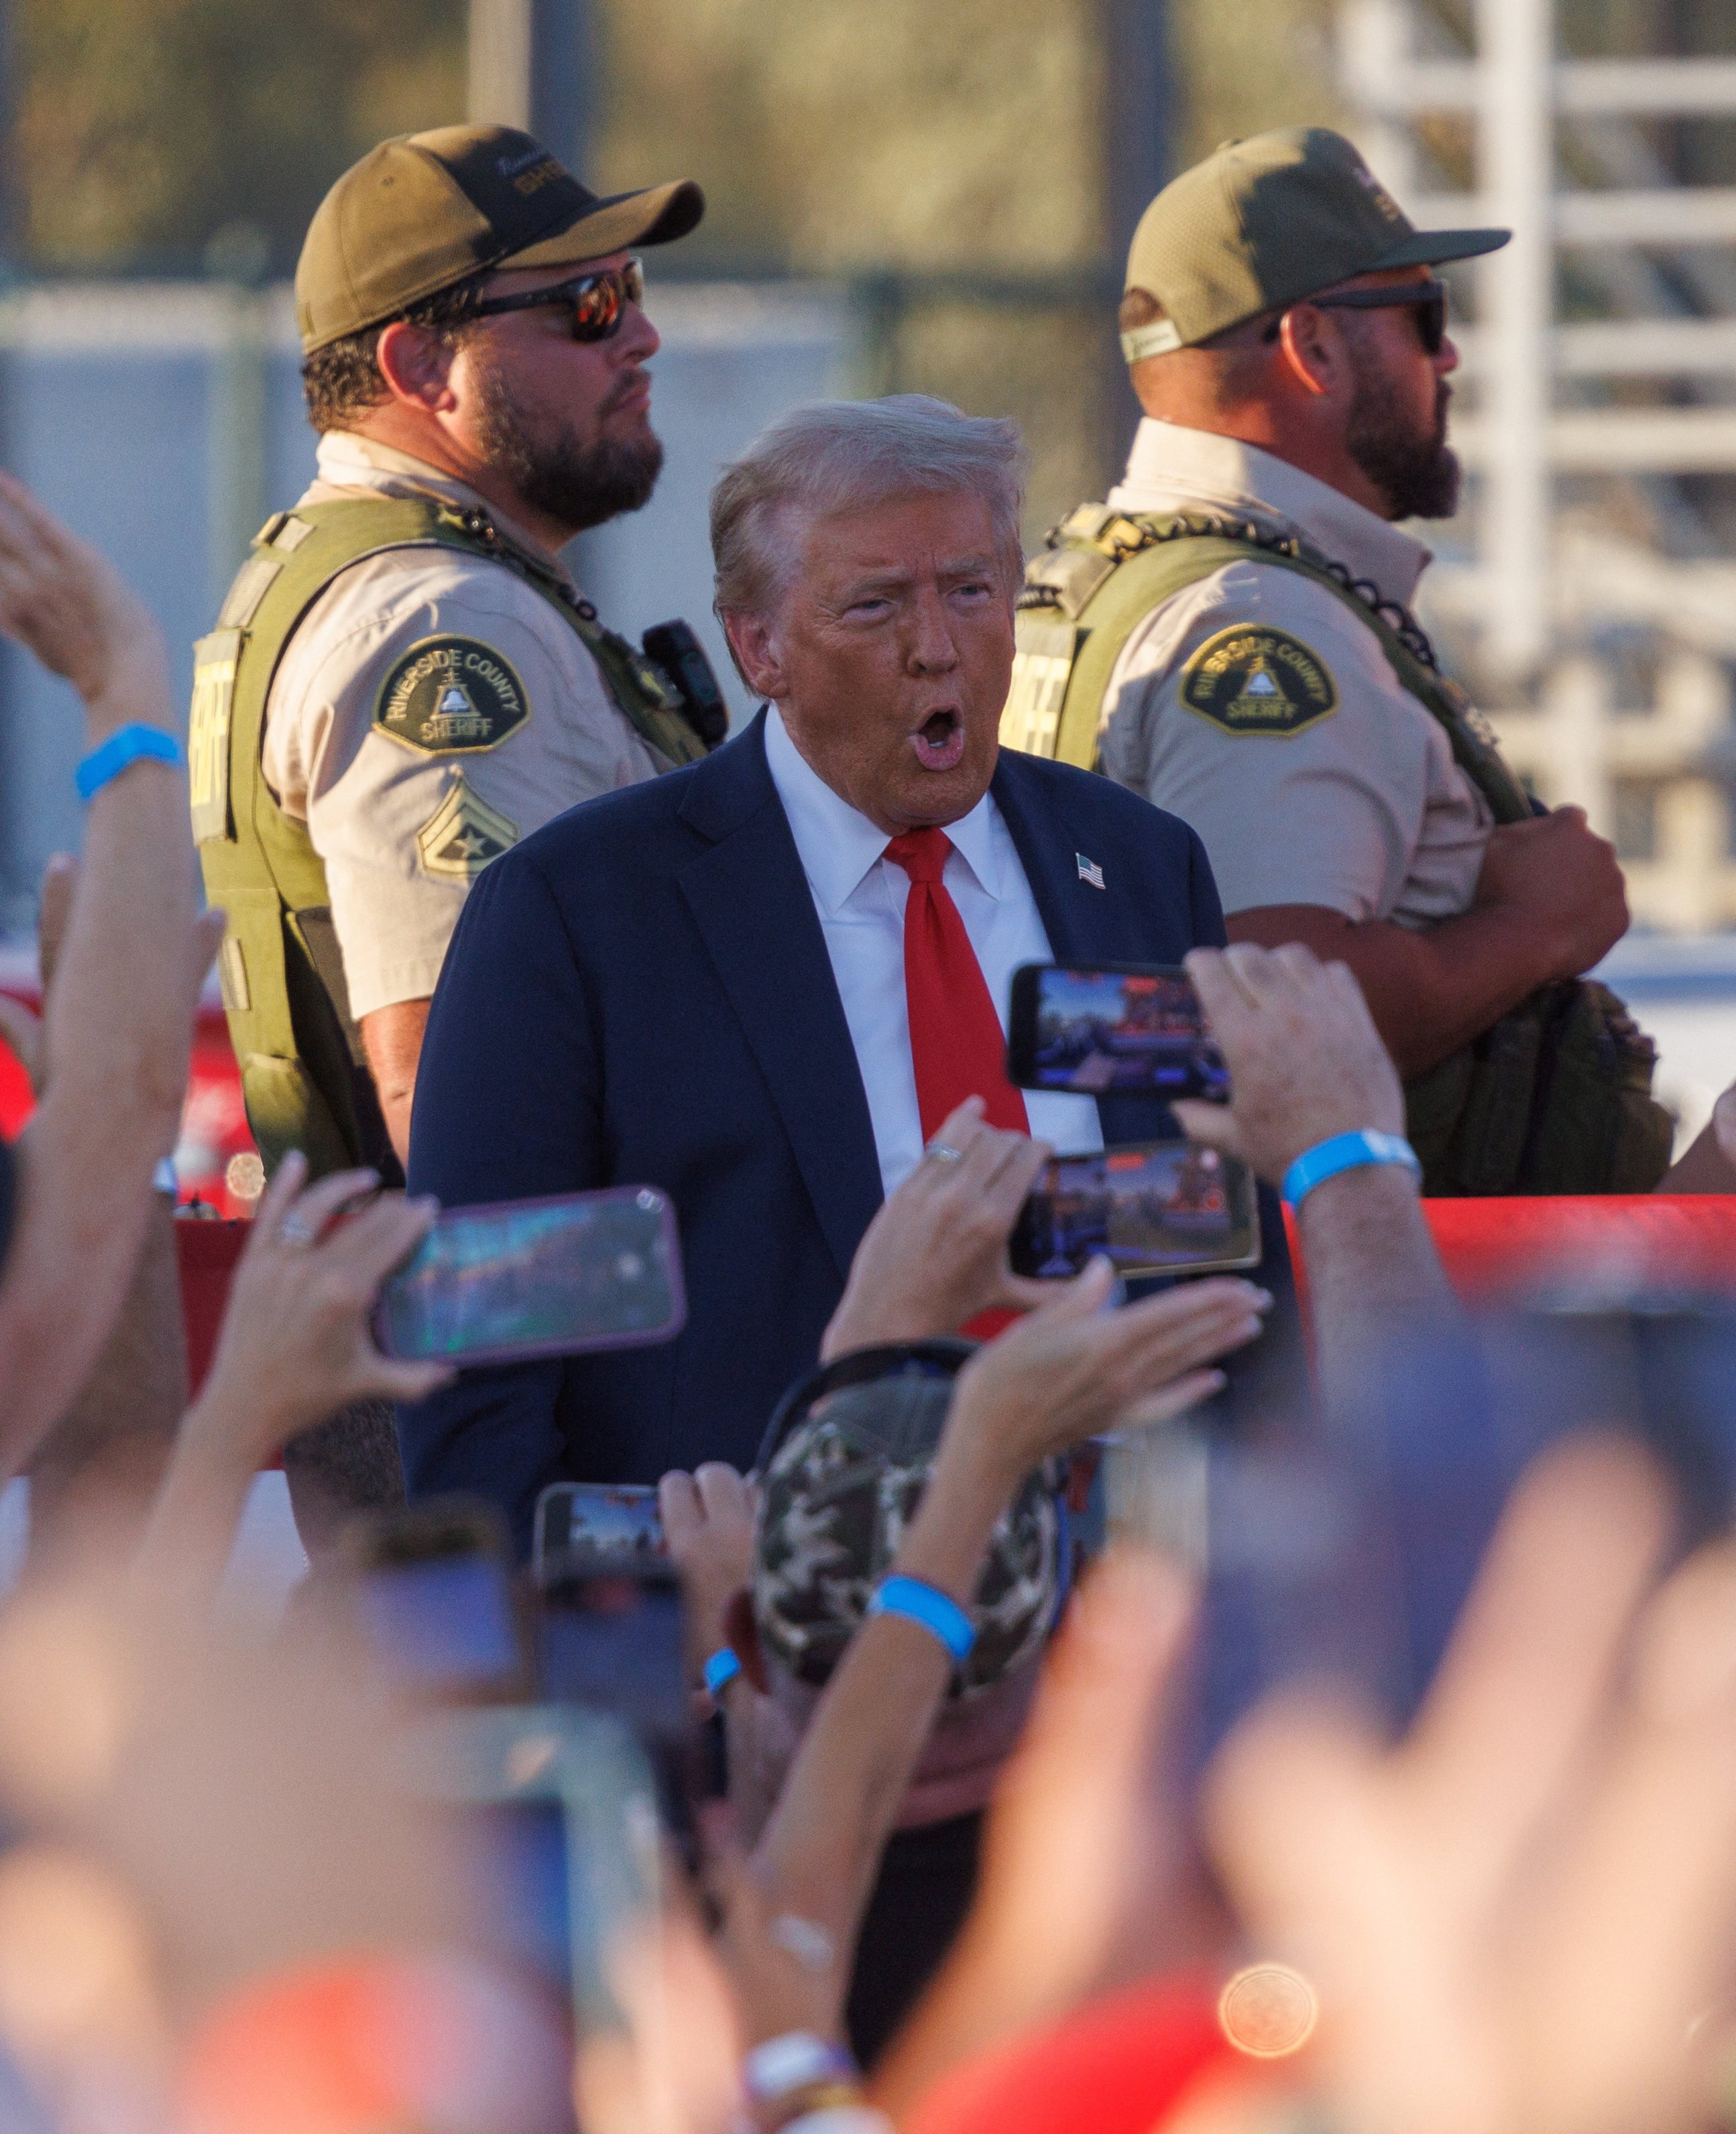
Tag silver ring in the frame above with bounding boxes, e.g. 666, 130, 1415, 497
926, 1140, 964, 1165
279, 1213, 318, 1248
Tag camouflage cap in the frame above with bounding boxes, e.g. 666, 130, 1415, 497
296, 122, 704, 354
1122, 126, 1508, 360
754, 1368, 1061, 1700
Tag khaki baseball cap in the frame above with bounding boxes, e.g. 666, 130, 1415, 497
296, 122, 704, 354
1121, 126, 1508, 361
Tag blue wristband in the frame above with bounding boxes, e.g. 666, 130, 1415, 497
75, 723, 182, 802
866, 1575, 976, 1663
701, 1646, 742, 1699
1282, 1129, 1422, 1208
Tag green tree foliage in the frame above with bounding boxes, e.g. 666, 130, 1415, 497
15, 0, 465, 272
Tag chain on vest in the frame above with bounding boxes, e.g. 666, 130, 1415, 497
190, 494, 724, 1183
1000, 504, 1674, 1197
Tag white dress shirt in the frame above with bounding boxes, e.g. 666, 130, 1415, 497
764, 706, 1104, 1199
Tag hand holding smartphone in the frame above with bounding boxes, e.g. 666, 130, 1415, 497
1005, 963, 1257, 1280
373, 1185, 686, 1366
1011, 1140, 1261, 1280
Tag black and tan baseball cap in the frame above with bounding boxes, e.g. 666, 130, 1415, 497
1121, 126, 1508, 361
296, 122, 704, 354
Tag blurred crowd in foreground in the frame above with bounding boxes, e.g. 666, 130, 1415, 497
2, 468, 1736, 2134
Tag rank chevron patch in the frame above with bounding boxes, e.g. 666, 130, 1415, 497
416, 776, 520, 881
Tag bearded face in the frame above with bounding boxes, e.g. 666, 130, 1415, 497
1342, 322, 1460, 522
472, 353, 664, 534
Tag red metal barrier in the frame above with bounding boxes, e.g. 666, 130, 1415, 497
1283, 1194, 1736, 1307
176, 1219, 250, 1395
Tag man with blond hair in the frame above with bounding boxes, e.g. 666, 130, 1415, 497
400, 395, 1293, 1531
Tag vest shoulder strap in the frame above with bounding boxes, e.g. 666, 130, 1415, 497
192, 494, 702, 870
1002, 507, 1533, 827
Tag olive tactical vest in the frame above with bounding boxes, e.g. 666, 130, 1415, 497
1001, 506, 1674, 1196
190, 494, 711, 1183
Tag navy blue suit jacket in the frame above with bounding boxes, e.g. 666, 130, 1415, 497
402, 712, 1296, 1550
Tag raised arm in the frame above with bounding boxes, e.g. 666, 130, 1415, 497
1174, 939, 1458, 1417
725, 1262, 1268, 2045
0, 475, 212, 1478
135, 1151, 451, 1615
1226, 807, 1628, 1079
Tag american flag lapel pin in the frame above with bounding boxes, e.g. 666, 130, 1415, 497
1076, 852, 1106, 890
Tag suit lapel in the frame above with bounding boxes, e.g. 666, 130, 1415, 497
992, 752, 1193, 1150
675, 716, 883, 1283
992, 752, 1145, 963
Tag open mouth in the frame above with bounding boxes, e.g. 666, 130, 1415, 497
911, 708, 966, 772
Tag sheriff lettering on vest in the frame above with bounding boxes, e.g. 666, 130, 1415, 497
190, 123, 724, 1537
1001, 128, 1672, 1196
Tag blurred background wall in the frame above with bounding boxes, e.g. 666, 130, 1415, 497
3, 0, 1736, 1135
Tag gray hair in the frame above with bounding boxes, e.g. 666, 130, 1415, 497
709, 394, 1027, 620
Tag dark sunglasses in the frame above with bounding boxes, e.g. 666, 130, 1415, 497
469, 255, 646, 343
1263, 276, 1449, 357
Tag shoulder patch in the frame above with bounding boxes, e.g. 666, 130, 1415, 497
375, 635, 530, 754
416, 776, 520, 881
1178, 624, 1338, 737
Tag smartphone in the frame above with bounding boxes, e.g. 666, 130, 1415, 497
533, 1556, 689, 1744
1006, 963, 1229, 1100
1011, 1140, 1261, 1280
373, 1185, 686, 1366
534, 1553, 701, 1865
411, 1703, 661, 2035
532, 1483, 667, 1584
343, 1498, 528, 1700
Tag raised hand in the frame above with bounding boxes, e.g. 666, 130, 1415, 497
0, 472, 168, 735
821, 1096, 1055, 1358
1173, 941, 1404, 1186
945, 1256, 1270, 1484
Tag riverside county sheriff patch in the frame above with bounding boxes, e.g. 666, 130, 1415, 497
1179, 626, 1338, 737
374, 636, 528, 755
416, 776, 519, 881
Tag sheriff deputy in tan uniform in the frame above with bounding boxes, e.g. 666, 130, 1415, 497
192, 122, 724, 1540
195, 121, 720, 1183
998, 129, 1672, 1198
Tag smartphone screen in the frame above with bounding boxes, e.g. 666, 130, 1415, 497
360, 1555, 524, 1694
533, 1484, 667, 1583
1006, 963, 1229, 1100
1010, 1140, 1260, 1279
374, 1186, 686, 1366
535, 1563, 699, 1863
534, 1564, 689, 1743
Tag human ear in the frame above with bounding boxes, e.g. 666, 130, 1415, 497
1274, 304, 1345, 402
721, 609, 786, 701
724, 1588, 770, 1696
375, 320, 461, 414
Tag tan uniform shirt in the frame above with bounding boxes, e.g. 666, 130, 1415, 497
261, 431, 662, 1021
1096, 419, 1492, 927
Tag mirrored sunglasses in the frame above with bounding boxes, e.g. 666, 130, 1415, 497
470, 256, 646, 343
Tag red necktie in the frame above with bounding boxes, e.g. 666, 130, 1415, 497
884, 827, 1031, 1143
